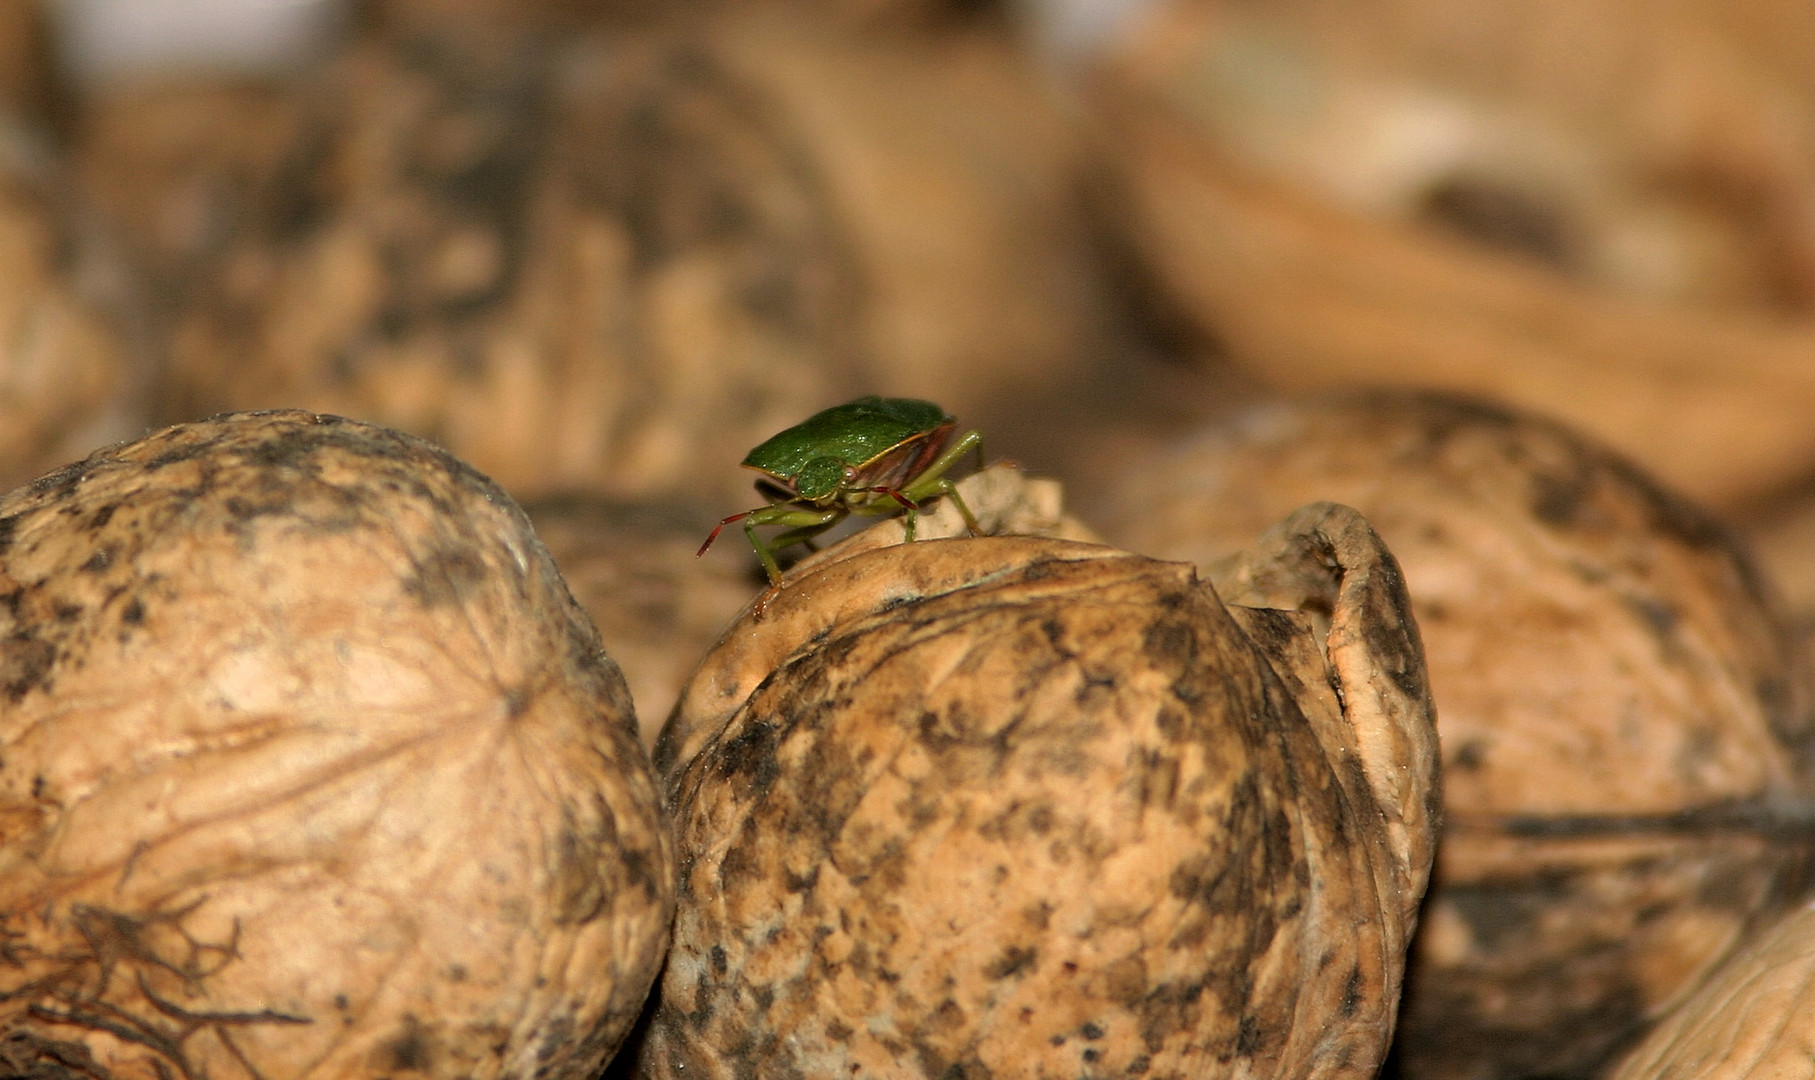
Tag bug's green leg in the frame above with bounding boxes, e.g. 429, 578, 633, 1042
743, 505, 842, 583
933, 477, 980, 536
906, 429, 983, 495
768, 518, 841, 555
743, 518, 785, 583
899, 428, 984, 538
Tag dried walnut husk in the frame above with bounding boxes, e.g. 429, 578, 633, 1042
640, 503, 1438, 1080
0, 411, 673, 1080
1095, 392, 1815, 1080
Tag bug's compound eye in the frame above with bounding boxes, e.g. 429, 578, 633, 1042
794, 457, 847, 502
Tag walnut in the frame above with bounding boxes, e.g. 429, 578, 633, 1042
639, 500, 1438, 1080
0, 411, 672, 1080
1095, 391, 1815, 1079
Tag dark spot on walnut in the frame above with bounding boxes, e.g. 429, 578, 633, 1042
384, 1015, 434, 1072
1, 633, 57, 702
401, 544, 492, 608
1339, 966, 1363, 1018
1624, 594, 1679, 644
983, 945, 1037, 980
714, 719, 781, 801
1235, 1015, 1263, 1056
1417, 175, 1576, 268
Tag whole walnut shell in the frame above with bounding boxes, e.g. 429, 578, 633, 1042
1093, 391, 1815, 1080
639, 504, 1438, 1080
0, 411, 673, 1080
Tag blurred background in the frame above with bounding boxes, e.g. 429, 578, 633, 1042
8, 0, 1815, 560
5, 2, 1815, 1073
11, 0, 1815, 505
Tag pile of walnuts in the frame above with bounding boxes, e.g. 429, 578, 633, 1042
4, 2, 1815, 1079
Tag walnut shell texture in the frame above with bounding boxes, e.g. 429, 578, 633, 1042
1094, 391, 1815, 1080
1607, 900, 1815, 1080
0, 411, 673, 1080
641, 520, 1437, 1080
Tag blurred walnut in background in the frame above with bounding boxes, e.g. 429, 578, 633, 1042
1101, 0, 1815, 309
71, 2, 1113, 505
0, 119, 140, 491
1085, 0, 1815, 512
76, 26, 868, 503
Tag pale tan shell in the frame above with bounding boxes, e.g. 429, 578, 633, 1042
0, 411, 673, 1080
1094, 391, 1815, 1080
1607, 900, 1815, 1080
640, 502, 1438, 1080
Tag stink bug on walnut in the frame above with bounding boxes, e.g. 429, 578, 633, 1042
698, 396, 983, 582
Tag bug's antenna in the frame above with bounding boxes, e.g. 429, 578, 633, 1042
698, 511, 752, 557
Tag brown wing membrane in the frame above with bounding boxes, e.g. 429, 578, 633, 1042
848, 420, 955, 494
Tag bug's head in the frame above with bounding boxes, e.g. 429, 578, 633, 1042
794, 456, 853, 503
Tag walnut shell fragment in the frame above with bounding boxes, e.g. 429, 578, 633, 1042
1606, 900, 1815, 1080
640, 505, 1438, 1080
0, 411, 674, 1080
1094, 392, 1815, 1080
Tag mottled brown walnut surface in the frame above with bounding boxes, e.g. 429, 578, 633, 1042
642, 502, 1437, 1080
0, 411, 673, 1080
1097, 391, 1815, 1080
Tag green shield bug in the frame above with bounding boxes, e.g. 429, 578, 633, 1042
698, 395, 984, 583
